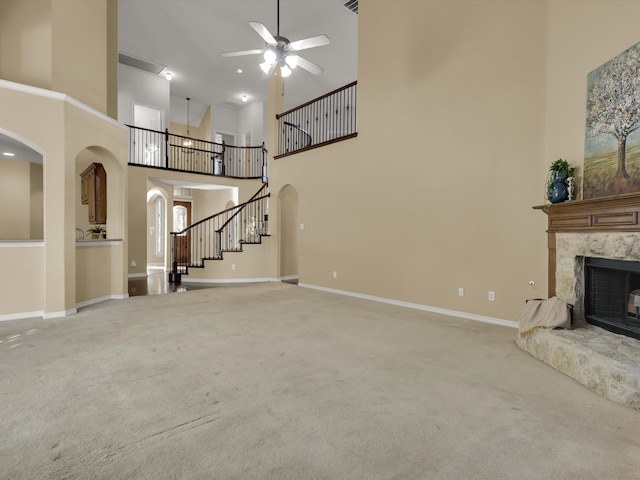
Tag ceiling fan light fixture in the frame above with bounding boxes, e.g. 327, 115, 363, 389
259, 61, 272, 74
285, 55, 298, 69
221, 0, 329, 78
280, 64, 292, 78
264, 49, 277, 65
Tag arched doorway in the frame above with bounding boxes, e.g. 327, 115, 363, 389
278, 185, 299, 283
147, 187, 169, 270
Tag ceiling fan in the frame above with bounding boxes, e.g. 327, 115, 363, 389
220, 0, 330, 77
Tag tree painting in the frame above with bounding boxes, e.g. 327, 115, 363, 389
584, 41, 640, 198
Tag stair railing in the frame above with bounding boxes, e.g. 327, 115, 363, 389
282, 121, 312, 152
128, 125, 268, 180
275, 81, 357, 158
169, 184, 270, 281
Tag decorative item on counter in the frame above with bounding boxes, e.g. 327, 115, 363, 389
86, 225, 106, 239
547, 158, 576, 204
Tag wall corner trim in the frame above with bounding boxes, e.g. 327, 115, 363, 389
0, 311, 44, 322
44, 308, 77, 319
0, 79, 127, 131
76, 294, 128, 310
298, 283, 518, 329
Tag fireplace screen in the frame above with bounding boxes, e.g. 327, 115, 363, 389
585, 257, 640, 340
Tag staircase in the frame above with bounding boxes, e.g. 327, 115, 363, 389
169, 183, 270, 283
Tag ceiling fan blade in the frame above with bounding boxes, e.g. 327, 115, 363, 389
249, 21, 277, 45
220, 49, 263, 57
289, 34, 330, 51
296, 55, 324, 76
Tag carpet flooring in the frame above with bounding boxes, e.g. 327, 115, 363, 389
1, 283, 639, 479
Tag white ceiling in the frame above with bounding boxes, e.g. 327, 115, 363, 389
118, 0, 359, 124
0, 133, 43, 164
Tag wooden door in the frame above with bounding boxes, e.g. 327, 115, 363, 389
173, 201, 192, 265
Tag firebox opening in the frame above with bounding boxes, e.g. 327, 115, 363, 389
585, 257, 640, 340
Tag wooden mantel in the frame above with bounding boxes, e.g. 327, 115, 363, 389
534, 192, 640, 296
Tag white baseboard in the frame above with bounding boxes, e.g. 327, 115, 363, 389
76, 294, 129, 309
0, 311, 44, 322
182, 277, 277, 285
128, 273, 148, 279
279, 275, 299, 281
0, 294, 130, 322
298, 283, 518, 329
44, 308, 77, 319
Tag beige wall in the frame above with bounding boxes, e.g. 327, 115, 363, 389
0, 0, 117, 116
192, 188, 236, 224
5, 0, 640, 324
185, 238, 272, 282
0, 245, 44, 317
30, 163, 44, 238
278, 185, 299, 278
170, 107, 212, 142
266, 0, 640, 322
0, 83, 127, 317
0, 0, 52, 89
75, 243, 113, 303
269, 0, 550, 321
544, 1, 640, 184
0, 159, 38, 239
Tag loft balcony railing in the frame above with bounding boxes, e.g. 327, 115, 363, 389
275, 81, 357, 158
128, 125, 268, 180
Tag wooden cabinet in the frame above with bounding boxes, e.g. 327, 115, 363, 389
80, 163, 107, 224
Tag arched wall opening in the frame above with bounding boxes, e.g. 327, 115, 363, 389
0, 130, 44, 240
147, 187, 170, 270
74, 145, 126, 305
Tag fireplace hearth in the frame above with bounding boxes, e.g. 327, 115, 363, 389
526, 193, 640, 410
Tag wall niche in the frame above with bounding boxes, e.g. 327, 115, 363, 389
80, 163, 107, 224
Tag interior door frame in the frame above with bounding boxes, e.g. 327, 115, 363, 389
173, 200, 193, 264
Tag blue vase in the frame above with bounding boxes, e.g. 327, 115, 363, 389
548, 171, 568, 203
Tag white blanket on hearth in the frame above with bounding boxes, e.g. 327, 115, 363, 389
518, 297, 572, 336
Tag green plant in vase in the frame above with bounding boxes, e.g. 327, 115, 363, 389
86, 225, 106, 239
547, 159, 575, 203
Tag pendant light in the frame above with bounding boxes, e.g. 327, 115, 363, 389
182, 97, 193, 153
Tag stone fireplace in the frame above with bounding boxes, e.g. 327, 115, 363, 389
520, 193, 640, 410
555, 231, 640, 338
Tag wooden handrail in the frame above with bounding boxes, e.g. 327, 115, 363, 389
171, 183, 269, 235
276, 81, 357, 119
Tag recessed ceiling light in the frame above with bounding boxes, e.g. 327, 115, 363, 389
165, 72, 172, 81
236, 68, 243, 74
3, 152, 15, 157
241, 94, 248, 103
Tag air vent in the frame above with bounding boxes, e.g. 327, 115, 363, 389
118, 52, 166, 75
343, 0, 358, 14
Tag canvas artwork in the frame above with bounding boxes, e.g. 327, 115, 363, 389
584, 41, 640, 199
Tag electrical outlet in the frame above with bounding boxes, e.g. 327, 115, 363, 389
458, 287, 464, 297
333, 271, 337, 278
488, 291, 495, 301
130, 260, 137, 267
232, 264, 236, 271
300, 223, 305, 230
